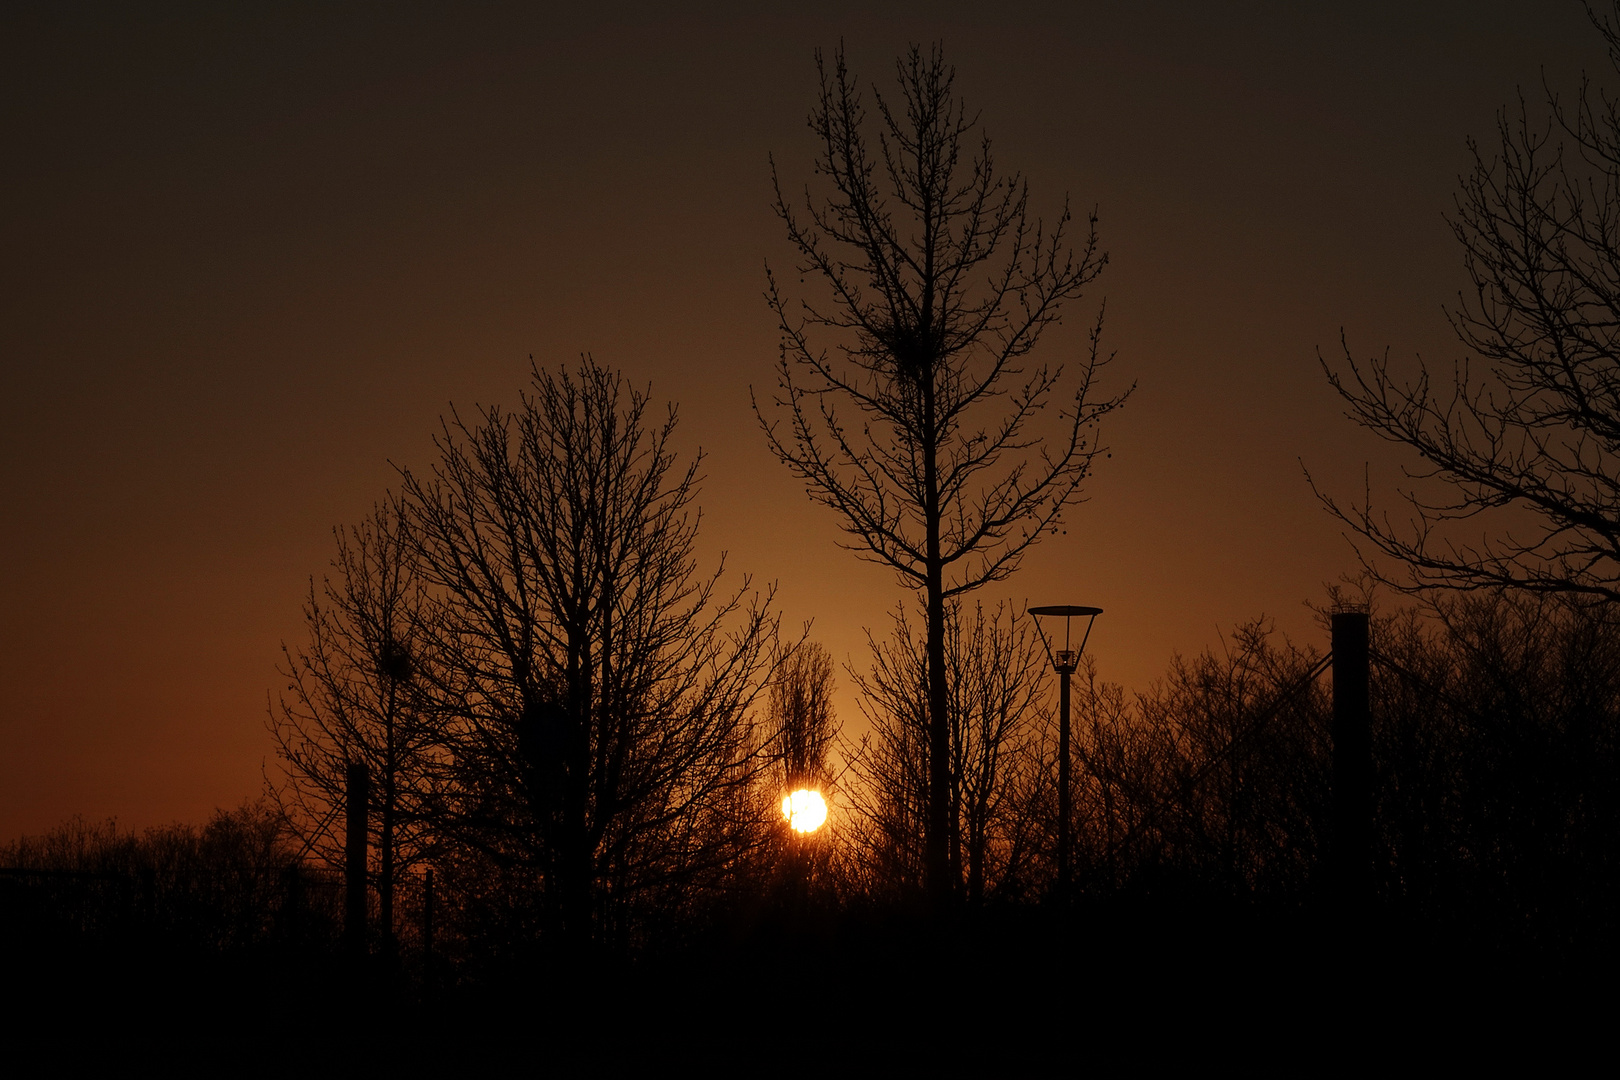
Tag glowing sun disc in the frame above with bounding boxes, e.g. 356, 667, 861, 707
782, 789, 828, 834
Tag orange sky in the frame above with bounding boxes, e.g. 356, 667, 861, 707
0, 1, 1600, 839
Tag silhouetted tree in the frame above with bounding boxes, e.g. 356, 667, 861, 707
1063, 656, 1140, 888
0, 801, 318, 953
846, 601, 1050, 904
1368, 590, 1620, 950
1319, 4, 1620, 600
766, 641, 840, 796
758, 641, 841, 907
270, 500, 440, 954
403, 357, 780, 953
1050, 595, 1620, 951
757, 44, 1129, 902
1124, 621, 1330, 898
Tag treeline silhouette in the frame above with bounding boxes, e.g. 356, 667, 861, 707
5, 368, 1617, 1053
1071, 590, 1620, 958
1, 802, 314, 956
834, 589, 1620, 962
7, 592, 1615, 1003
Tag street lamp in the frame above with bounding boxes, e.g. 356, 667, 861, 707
1028, 604, 1102, 903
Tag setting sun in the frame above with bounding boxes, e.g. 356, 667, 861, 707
781, 789, 827, 834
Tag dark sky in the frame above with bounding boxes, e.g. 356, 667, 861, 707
0, 1, 1600, 839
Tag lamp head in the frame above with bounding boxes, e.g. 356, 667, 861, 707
1027, 604, 1103, 673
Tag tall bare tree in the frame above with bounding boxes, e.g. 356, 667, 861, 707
271, 500, 440, 952
1318, 4, 1620, 600
403, 358, 779, 950
756, 45, 1130, 902
765, 641, 840, 795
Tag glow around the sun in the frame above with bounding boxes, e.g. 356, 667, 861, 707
781, 789, 828, 834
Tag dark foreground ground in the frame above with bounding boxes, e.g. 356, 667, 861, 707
4, 898, 1613, 1073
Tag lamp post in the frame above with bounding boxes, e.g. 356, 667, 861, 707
1029, 604, 1102, 903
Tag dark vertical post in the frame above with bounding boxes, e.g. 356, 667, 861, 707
1058, 665, 1072, 901
282, 864, 302, 949
1030, 606, 1101, 909
345, 761, 370, 958
423, 867, 435, 998
1331, 611, 1372, 911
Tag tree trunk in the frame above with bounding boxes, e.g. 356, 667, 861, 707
967, 805, 984, 905
380, 676, 396, 960
562, 619, 594, 952
923, 372, 950, 908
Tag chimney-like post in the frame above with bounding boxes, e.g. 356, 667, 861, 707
1331, 610, 1371, 912
345, 760, 370, 958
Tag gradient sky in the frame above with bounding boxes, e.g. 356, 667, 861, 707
0, 1, 1601, 839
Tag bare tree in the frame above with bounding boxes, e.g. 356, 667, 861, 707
1129, 621, 1330, 896
764, 640, 840, 799
270, 500, 440, 952
846, 601, 1050, 904
756, 44, 1130, 901
757, 641, 841, 905
1318, 4, 1620, 600
1066, 657, 1142, 888
403, 357, 779, 951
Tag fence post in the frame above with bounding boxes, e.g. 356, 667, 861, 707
345, 761, 369, 960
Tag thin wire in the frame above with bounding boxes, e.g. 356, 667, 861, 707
294, 802, 345, 863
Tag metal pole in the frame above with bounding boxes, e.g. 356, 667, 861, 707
1029, 605, 1101, 907
345, 761, 369, 958
1058, 666, 1072, 901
